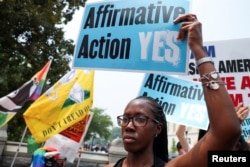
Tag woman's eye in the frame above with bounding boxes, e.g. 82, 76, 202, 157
123, 118, 129, 122
136, 117, 146, 122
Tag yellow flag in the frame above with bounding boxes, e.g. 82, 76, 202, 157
23, 69, 94, 143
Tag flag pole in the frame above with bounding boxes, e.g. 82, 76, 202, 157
76, 145, 83, 167
10, 126, 28, 167
76, 112, 94, 167
9, 57, 53, 167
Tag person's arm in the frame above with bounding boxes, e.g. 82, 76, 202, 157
176, 125, 189, 153
167, 14, 241, 167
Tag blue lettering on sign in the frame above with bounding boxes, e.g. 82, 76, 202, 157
190, 45, 216, 59
242, 115, 250, 139
139, 73, 209, 130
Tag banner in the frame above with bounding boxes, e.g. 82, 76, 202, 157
139, 73, 209, 130
44, 112, 93, 163
23, 69, 94, 143
0, 59, 52, 128
73, 0, 190, 74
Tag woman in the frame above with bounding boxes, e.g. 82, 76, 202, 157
105, 13, 241, 167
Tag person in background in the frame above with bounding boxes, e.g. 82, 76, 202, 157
176, 141, 186, 156
234, 102, 249, 151
175, 124, 191, 154
105, 13, 241, 167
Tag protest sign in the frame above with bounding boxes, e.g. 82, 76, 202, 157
73, 0, 190, 74
187, 38, 250, 137
139, 73, 209, 130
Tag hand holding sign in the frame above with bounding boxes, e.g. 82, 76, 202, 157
235, 103, 250, 123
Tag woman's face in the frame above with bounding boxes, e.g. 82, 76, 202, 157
121, 98, 161, 153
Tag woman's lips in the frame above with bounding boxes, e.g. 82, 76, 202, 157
123, 135, 136, 143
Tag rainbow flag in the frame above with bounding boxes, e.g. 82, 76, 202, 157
0, 58, 52, 128
29, 58, 53, 101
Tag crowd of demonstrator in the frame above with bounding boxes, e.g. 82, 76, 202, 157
83, 143, 110, 154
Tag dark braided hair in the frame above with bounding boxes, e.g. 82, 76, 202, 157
134, 96, 169, 162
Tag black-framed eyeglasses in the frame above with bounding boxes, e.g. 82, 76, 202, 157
117, 115, 161, 127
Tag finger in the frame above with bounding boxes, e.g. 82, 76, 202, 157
242, 108, 250, 115
238, 113, 245, 122
239, 111, 249, 122
240, 106, 249, 114
176, 22, 192, 40
242, 113, 248, 120
174, 14, 197, 23
235, 102, 243, 111
237, 112, 242, 119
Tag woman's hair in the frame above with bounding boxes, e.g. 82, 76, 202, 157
176, 141, 182, 151
134, 96, 169, 162
197, 129, 208, 141
197, 124, 210, 141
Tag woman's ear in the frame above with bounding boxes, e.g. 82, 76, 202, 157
156, 124, 163, 136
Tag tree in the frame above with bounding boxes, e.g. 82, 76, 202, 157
170, 138, 177, 153
108, 126, 122, 141
0, 0, 86, 141
85, 107, 113, 141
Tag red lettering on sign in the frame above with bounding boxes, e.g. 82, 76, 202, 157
229, 94, 243, 106
241, 76, 250, 89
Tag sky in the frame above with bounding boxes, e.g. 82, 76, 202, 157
64, 0, 250, 126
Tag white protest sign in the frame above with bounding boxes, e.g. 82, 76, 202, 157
186, 38, 250, 137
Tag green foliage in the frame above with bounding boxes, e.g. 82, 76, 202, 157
170, 138, 177, 153
108, 126, 122, 141
0, 0, 87, 141
85, 108, 113, 141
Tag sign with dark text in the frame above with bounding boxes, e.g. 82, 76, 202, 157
73, 0, 190, 74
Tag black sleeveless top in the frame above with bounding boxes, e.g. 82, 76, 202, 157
114, 156, 165, 167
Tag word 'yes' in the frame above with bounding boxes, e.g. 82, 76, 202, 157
180, 102, 207, 124
139, 31, 180, 65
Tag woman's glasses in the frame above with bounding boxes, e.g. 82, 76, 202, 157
117, 115, 161, 127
